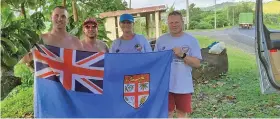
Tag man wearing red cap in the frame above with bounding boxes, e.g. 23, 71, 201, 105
81, 18, 108, 52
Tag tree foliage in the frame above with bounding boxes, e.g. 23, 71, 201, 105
1, 11, 45, 71
0, 0, 127, 93
176, 2, 255, 30
1, 0, 126, 67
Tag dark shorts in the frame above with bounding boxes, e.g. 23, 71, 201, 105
168, 92, 192, 113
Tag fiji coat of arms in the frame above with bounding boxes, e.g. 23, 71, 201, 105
123, 73, 150, 109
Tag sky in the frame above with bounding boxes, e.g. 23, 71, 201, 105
124, 0, 273, 10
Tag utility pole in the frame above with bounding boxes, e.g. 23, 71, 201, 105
227, 7, 229, 21
186, 0, 190, 30
129, 0, 131, 8
233, 7, 235, 26
214, 0, 217, 29
232, 0, 235, 26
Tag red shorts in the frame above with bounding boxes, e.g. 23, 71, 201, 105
168, 92, 192, 113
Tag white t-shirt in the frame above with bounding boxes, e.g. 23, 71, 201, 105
154, 33, 202, 94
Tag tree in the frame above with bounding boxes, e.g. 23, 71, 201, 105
123, 0, 128, 8
1, 10, 45, 99
228, 2, 254, 25
1, 0, 40, 18
185, 3, 204, 29
62, 0, 66, 6
167, 1, 176, 13
72, 0, 78, 22
0, 0, 127, 101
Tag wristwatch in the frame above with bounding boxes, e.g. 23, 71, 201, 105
180, 53, 186, 59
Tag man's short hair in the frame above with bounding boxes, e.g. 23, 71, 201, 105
53, 6, 67, 11
168, 11, 183, 19
52, 6, 68, 17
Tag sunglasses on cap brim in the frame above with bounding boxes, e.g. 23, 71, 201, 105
84, 25, 97, 29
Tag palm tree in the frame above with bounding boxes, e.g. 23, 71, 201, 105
72, 0, 78, 22
62, 0, 66, 6
140, 83, 148, 91
61, 0, 78, 22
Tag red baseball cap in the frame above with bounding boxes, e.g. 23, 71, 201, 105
83, 18, 98, 26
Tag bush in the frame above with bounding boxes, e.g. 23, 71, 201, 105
14, 63, 34, 87
264, 14, 280, 25
161, 22, 168, 33
263, 14, 280, 30
189, 21, 199, 30
196, 21, 213, 29
216, 13, 230, 27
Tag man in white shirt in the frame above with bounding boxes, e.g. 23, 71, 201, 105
154, 11, 202, 118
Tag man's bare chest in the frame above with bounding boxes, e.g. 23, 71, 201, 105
43, 36, 77, 49
83, 41, 106, 52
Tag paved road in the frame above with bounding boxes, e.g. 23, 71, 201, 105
188, 26, 256, 54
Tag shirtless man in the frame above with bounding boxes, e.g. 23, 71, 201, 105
81, 18, 108, 52
41, 6, 83, 49
20, 6, 83, 66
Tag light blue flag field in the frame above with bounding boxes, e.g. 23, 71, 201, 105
33, 44, 172, 118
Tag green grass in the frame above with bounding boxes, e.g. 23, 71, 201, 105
1, 64, 34, 118
0, 86, 33, 118
186, 26, 234, 32
1, 36, 279, 118
266, 24, 280, 30
191, 35, 280, 118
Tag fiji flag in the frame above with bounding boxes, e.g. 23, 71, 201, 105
33, 44, 173, 118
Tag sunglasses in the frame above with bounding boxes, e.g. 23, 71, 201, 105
85, 25, 97, 29
121, 21, 132, 24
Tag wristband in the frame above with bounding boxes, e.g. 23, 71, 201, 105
180, 53, 186, 59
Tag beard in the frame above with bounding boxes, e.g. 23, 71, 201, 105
87, 34, 96, 39
55, 24, 66, 29
86, 32, 96, 38
170, 28, 182, 34
89, 36, 96, 39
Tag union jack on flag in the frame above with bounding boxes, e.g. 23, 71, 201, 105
33, 44, 104, 94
